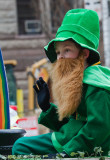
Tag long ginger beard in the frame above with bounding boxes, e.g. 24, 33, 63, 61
51, 54, 85, 121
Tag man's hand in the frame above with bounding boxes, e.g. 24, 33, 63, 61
33, 77, 50, 112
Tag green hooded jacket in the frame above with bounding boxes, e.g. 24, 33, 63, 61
38, 65, 110, 157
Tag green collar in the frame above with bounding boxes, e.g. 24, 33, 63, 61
83, 65, 110, 91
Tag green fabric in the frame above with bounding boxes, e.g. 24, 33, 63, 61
51, 132, 63, 152
44, 8, 100, 63
63, 85, 110, 156
38, 65, 110, 157
83, 65, 110, 91
38, 103, 69, 131
39, 85, 110, 157
51, 114, 86, 152
12, 133, 57, 155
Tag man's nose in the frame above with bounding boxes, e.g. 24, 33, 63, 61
57, 53, 64, 60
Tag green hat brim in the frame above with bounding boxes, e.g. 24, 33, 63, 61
44, 31, 100, 63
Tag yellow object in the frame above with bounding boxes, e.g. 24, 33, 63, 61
37, 67, 49, 82
17, 89, 24, 117
4, 60, 17, 66
32, 58, 48, 75
11, 126, 21, 129
27, 67, 34, 111
92, 61, 101, 66
27, 58, 48, 111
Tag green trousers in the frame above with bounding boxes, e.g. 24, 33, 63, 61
12, 133, 57, 155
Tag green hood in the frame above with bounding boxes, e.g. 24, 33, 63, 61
83, 65, 110, 91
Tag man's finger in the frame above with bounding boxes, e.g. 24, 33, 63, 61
36, 80, 43, 89
33, 84, 39, 93
39, 77, 45, 84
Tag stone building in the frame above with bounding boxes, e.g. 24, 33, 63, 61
0, 0, 105, 114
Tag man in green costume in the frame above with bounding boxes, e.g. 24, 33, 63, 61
12, 8, 110, 157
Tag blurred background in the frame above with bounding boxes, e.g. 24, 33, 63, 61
0, 0, 110, 135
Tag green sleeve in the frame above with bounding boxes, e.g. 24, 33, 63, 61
38, 103, 69, 131
63, 89, 110, 156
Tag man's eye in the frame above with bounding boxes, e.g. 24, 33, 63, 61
66, 49, 70, 52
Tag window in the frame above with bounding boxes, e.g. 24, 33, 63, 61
17, 0, 41, 35
50, 0, 73, 33
50, 0, 84, 33
17, 0, 84, 35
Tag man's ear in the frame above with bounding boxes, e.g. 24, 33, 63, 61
83, 49, 90, 59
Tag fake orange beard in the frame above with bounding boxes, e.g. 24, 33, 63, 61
51, 54, 85, 121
